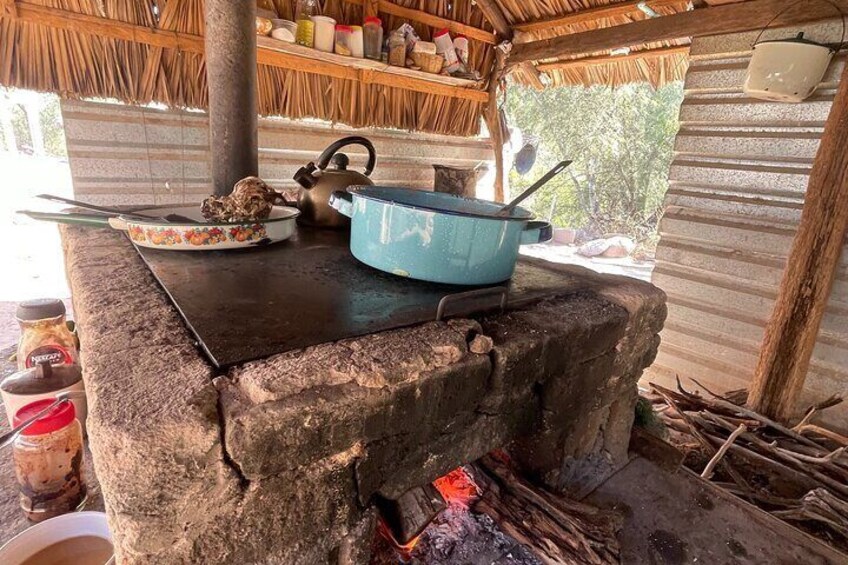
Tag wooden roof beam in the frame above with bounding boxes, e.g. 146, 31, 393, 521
474, 0, 545, 90
535, 44, 689, 72
509, 0, 848, 66
513, 0, 687, 35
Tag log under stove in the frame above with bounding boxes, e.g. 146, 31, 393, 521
60, 224, 665, 564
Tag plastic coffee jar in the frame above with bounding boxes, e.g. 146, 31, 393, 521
13, 399, 87, 522
0, 363, 87, 430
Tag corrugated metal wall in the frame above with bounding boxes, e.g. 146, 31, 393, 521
60, 99, 494, 206
646, 21, 848, 431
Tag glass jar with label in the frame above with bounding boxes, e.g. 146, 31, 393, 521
16, 299, 79, 371
13, 399, 87, 522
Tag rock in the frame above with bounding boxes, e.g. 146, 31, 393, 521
469, 334, 494, 355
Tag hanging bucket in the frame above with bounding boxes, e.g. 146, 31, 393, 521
743, 0, 844, 103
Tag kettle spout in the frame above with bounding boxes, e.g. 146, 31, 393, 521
294, 162, 319, 189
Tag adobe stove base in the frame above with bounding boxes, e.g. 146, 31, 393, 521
60, 226, 665, 564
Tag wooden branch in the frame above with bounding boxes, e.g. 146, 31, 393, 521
701, 423, 747, 480
474, 0, 511, 38
472, 455, 621, 565
748, 62, 848, 421
10, 1, 488, 103
341, 0, 497, 44
483, 50, 506, 202
669, 380, 825, 450
536, 45, 689, 72
513, 0, 687, 34
795, 425, 848, 447
473, 0, 545, 90
509, 0, 848, 65
364, 0, 379, 19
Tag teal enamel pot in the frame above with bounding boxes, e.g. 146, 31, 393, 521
330, 186, 553, 285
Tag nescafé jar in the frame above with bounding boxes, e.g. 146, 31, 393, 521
12, 399, 87, 522
16, 299, 79, 371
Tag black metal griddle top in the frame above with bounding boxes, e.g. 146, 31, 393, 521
135, 228, 572, 368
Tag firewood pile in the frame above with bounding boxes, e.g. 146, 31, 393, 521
647, 378, 848, 549
470, 455, 622, 565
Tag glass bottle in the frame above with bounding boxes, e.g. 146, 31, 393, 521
13, 399, 87, 522
16, 299, 79, 371
295, 0, 317, 47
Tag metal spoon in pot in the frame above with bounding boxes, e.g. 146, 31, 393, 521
496, 160, 572, 217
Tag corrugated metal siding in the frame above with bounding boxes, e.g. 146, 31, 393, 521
646, 21, 848, 431
60, 99, 494, 206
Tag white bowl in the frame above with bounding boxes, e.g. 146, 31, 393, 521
0, 511, 112, 565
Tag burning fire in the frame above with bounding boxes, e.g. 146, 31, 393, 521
377, 466, 481, 558
433, 467, 480, 508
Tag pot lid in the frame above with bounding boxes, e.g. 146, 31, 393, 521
755, 32, 832, 48
348, 185, 534, 221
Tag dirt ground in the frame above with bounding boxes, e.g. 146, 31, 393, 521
0, 152, 74, 349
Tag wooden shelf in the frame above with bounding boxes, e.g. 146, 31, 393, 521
9, 1, 489, 103
256, 37, 486, 101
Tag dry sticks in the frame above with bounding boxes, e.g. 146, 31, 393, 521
648, 378, 847, 546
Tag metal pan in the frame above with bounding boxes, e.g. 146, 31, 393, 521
20, 204, 300, 251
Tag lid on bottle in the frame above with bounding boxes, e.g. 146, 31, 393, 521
434, 28, 451, 39
364, 16, 382, 26
14, 398, 76, 436
1, 363, 83, 395
454, 34, 468, 42
16, 298, 66, 321
336, 24, 353, 32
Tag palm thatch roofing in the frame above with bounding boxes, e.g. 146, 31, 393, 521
0, 0, 693, 137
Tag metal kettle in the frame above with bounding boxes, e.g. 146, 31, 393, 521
293, 136, 376, 228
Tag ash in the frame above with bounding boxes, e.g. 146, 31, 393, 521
371, 505, 541, 565
409, 506, 541, 565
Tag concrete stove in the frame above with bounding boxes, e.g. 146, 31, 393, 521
60, 225, 665, 564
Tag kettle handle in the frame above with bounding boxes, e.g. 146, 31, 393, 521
316, 136, 377, 177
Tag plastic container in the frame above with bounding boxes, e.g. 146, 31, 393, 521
453, 35, 469, 66
335, 25, 353, 56
271, 20, 297, 43
350, 25, 364, 58
16, 299, 78, 371
388, 29, 406, 67
363, 16, 383, 60
295, 0, 317, 47
12, 399, 87, 522
0, 363, 86, 430
311, 15, 337, 53
433, 28, 461, 74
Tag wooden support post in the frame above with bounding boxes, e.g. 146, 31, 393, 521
748, 64, 848, 422
483, 49, 506, 203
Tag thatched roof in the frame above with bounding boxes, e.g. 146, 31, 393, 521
0, 0, 692, 137
502, 0, 691, 89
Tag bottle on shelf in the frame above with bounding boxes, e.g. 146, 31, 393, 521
363, 16, 383, 60
295, 0, 317, 47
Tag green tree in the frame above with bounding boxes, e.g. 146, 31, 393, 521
505, 82, 683, 243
